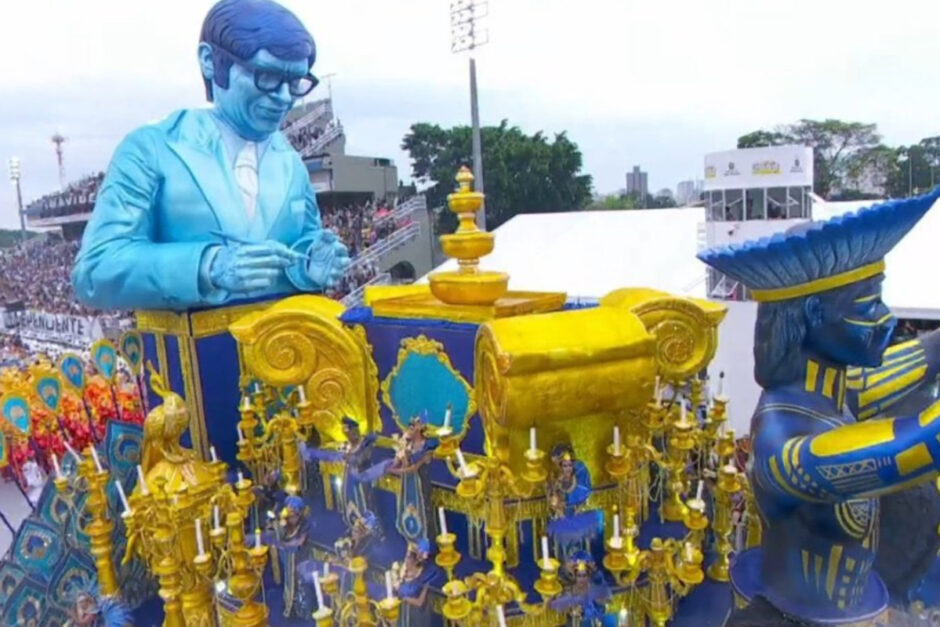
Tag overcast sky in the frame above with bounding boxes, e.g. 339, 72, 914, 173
1, 0, 939, 229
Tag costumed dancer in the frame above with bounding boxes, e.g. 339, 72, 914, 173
549, 550, 610, 626
698, 188, 940, 625
546, 443, 596, 558
270, 495, 315, 618
64, 586, 132, 627
388, 415, 439, 544
303, 417, 385, 526
391, 539, 440, 626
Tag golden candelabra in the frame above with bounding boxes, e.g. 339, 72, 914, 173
307, 555, 401, 626
236, 389, 303, 497
53, 446, 119, 596
705, 463, 743, 583
437, 446, 562, 625
122, 456, 269, 626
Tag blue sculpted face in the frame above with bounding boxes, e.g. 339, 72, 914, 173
804, 275, 896, 367
199, 45, 307, 141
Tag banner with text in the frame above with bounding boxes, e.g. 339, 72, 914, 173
9, 310, 103, 346
704, 145, 814, 191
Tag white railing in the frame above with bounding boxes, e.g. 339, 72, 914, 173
696, 221, 708, 251
340, 272, 392, 307
283, 100, 330, 137
347, 222, 421, 269
374, 195, 426, 227
682, 274, 707, 294
301, 124, 343, 158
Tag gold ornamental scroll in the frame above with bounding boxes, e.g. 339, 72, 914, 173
474, 305, 658, 479
600, 288, 727, 381
229, 295, 380, 442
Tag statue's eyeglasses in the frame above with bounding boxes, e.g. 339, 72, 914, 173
221, 49, 319, 97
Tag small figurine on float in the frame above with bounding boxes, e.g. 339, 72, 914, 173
549, 549, 610, 626
63, 586, 132, 627
699, 188, 940, 625
390, 538, 440, 626
388, 414, 438, 544
270, 495, 316, 619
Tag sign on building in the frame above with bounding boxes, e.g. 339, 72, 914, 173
704, 145, 813, 191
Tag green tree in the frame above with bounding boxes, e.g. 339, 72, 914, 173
402, 120, 593, 232
737, 119, 881, 198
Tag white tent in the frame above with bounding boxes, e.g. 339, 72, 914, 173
421, 207, 708, 300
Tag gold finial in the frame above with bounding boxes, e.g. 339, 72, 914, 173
429, 166, 509, 305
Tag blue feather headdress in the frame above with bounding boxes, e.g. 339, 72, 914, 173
697, 187, 940, 302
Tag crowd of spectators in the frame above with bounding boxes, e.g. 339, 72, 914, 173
286, 119, 340, 155
0, 239, 94, 315
320, 200, 411, 258
26, 172, 104, 220
893, 319, 940, 343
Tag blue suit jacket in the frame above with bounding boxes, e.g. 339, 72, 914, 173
72, 108, 323, 311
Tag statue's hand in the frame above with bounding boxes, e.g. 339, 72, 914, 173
209, 242, 299, 293
305, 230, 351, 288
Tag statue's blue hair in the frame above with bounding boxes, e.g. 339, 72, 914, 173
753, 297, 809, 390
200, 0, 316, 101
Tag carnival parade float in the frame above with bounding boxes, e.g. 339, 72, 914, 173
1, 0, 939, 622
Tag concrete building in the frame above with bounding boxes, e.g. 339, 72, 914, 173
625, 166, 648, 198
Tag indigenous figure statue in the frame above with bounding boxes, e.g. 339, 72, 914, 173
388, 415, 439, 544
71, 0, 349, 311
390, 539, 440, 627
698, 189, 940, 625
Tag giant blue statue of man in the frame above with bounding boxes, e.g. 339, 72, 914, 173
72, 0, 349, 311
699, 188, 940, 625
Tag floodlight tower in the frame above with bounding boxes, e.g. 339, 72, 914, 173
450, 0, 489, 229
51, 132, 67, 190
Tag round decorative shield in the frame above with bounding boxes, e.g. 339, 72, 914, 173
1, 395, 30, 435
35, 375, 62, 413
119, 331, 143, 376
57, 352, 86, 392
91, 339, 118, 382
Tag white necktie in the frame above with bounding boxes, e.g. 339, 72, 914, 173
234, 142, 259, 222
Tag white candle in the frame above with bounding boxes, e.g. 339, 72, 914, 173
541, 536, 551, 570
313, 571, 325, 609
443, 405, 452, 430
696, 480, 704, 501
89, 446, 103, 472
241, 395, 251, 411
613, 426, 621, 456
115, 480, 131, 514
619, 608, 629, 626
51, 453, 61, 478
497, 605, 507, 627
237, 471, 245, 484
656, 377, 663, 404
137, 465, 149, 495
323, 561, 330, 577
196, 518, 205, 556
681, 400, 687, 422
213, 505, 221, 531
455, 449, 470, 476
529, 427, 537, 453
385, 570, 394, 600
63, 440, 79, 462
613, 514, 621, 540
654, 376, 661, 402
209, 446, 218, 463
438, 507, 448, 535
298, 385, 307, 404
685, 541, 694, 563
254, 382, 262, 394
254, 528, 261, 549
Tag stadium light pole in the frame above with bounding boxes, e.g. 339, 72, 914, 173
450, 0, 489, 230
7, 158, 26, 242
897, 152, 912, 197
